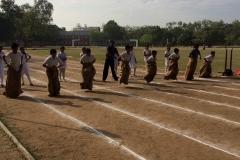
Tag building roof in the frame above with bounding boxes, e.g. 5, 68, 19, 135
59, 31, 89, 36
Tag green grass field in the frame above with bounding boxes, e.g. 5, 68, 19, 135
6, 46, 240, 76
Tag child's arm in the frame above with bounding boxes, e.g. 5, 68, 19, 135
3, 56, 10, 67
199, 52, 202, 60
42, 64, 52, 69
26, 55, 31, 62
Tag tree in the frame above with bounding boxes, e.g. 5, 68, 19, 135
140, 34, 153, 45
103, 20, 125, 40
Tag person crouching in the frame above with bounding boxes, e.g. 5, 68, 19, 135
42, 49, 63, 97
199, 51, 215, 78
80, 48, 96, 91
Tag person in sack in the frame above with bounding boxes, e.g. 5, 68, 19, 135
80, 48, 96, 91
119, 45, 132, 85
199, 51, 215, 78
144, 50, 157, 84
42, 49, 63, 97
164, 48, 180, 80
3, 43, 23, 98
185, 44, 201, 80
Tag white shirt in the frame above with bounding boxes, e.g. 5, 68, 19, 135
81, 54, 96, 64
120, 52, 132, 62
205, 55, 215, 62
143, 49, 151, 57
169, 53, 180, 59
147, 55, 157, 63
57, 52, 67, 68
21, 52, 30, 65
80, 52, 85, 57
165, 51, 172, 65
43, 56, 63, 67
5, 52, 22, 70
0, 52, 5, 66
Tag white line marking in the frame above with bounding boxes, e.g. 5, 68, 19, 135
28, 77, 240, 158
0, 121, 35, 160
23, 92, 146, 160
29, 68, 240, 126
138, 80, 240, 100
128, 84, 240, 111
173, 80, 240, 91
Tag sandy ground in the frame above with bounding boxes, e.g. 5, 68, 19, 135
0, 56, 240, 160
0, 128, 26, 160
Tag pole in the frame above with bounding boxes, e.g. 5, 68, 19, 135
224, 46, 228, 71
230, 48, 233, 70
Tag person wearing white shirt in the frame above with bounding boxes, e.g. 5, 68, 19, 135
144, 51, 157, 84
199, 51, 215, 78
43, 49, 63, 97
3, 43, 23, 98
57, 46, 67, 82
164, 48, 180, 80
129, 46, 137, 76
80, 48, 96, 91
164, 47, 172, 74
119, 45, 132, 85
0, 46, 5, 87
143, 45, 151, 72
20, 47, 33, 86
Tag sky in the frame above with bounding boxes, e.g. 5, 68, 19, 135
16, 0, 240, 31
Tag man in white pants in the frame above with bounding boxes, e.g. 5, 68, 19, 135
0, 45, 5, 87
20, 47, 33, 86
57, 46, 67, 82
143, 45, 151, 72
164, 46, 172, 74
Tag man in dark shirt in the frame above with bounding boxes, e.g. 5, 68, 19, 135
102, 40, 119, 81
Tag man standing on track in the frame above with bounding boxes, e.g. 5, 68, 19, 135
102, 40, 118, 82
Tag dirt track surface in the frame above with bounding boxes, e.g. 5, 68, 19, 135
0, 128, 25, 160
0, 56, 240, 160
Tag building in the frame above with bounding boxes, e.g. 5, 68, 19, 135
59, 31, 90, 46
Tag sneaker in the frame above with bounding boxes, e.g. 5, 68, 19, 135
30, 83, 33, 86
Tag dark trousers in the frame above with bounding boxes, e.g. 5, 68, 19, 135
102, 58, 118, 81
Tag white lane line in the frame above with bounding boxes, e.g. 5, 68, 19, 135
138, 80, 240, 100
128, 84, 240, 111
23, 92, 146, 160
95, 86, 240, 126
0, 121, 35, 160
29, 77, 240, 159
173, 80, 240, 91
29, 68, 240, 126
